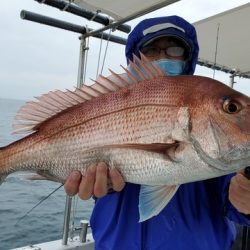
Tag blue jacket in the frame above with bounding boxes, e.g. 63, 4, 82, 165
90, 174, 250, 250
90, 15, 250, 250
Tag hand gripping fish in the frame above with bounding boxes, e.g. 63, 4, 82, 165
0, 55, 250, 222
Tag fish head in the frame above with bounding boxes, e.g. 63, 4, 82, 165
187, 76, 250, 171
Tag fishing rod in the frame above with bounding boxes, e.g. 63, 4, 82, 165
15, 184, 63, 225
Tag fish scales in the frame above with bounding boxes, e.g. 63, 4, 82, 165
38, 78, 185, 133
1, 77, 183, 175
2, 106, 179, 181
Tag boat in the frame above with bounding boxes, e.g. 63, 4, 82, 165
7, 1, 250, 249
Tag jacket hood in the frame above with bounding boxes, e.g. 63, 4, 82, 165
125, 15, 199, 75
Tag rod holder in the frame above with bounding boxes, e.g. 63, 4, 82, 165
79, 220, 89, 243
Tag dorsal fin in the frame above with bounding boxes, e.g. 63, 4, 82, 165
97, 75, 121, 91
108, 69, 130, 87
129, 60, 148, 81
132, 56, 154, 79
120, 65, 138, 84
13, 55, 164, 134
139, 52, 165, 77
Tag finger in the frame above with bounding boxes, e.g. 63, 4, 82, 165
109, 168, 125, 192
229, 195, 250, 214
78, 165, 96, 200
229, 176, 249, 200
229, 179, 250, 211
235, 173, 250, 191
94, 162, 108, 198
229, 185, 247, 206
64, 171, 82, 196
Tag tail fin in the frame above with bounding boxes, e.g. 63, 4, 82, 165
0, 147, 7, 185
0, 174, 7, 185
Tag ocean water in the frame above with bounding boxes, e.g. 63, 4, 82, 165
0, 98, 94, 250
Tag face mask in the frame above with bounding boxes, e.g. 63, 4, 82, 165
154, 59, 187, 76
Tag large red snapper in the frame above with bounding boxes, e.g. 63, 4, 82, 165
0, 56, 250, 221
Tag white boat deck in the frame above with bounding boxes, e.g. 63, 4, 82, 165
12, 234, 94, 250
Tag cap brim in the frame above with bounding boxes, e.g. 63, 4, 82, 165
136, 29, 192, 60
142, 34, 188, 49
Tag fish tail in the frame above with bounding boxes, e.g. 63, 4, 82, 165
0, 146, 8, 185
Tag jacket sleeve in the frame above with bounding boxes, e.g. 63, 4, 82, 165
218, 174, 250, 226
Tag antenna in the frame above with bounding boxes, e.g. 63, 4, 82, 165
213, 23, 220, 79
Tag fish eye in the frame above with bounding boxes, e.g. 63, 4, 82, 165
222, 99, 242, 114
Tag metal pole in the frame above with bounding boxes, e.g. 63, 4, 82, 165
21, 10, 127, 45
62, 28, 87, 248
79, 220, 89, 243
77, 35, 87, 87
86, 0, 179, 37
62, 196, 73, 245
34, 0, 131, 33
21, 10, 86, 33
229, 74, 235, 88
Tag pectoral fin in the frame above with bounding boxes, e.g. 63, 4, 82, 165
139, 184, 179, 222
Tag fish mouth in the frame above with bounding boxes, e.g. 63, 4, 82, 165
190, 136, 250, 172
218, 143, 250, 169
192, 115, 250, 172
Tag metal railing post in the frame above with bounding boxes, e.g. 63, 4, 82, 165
77, 35, 87, 88
62, 196, 73, 245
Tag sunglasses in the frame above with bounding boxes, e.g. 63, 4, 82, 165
140, 46, 185, 58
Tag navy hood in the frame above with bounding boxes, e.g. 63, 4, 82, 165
125, 15, 199, 75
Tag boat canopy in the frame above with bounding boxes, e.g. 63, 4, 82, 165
193, 3, 250, 78
73, 1, 249, 78
73, 0, 178, 20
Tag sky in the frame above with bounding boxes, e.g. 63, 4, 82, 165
0, 0, 250, 101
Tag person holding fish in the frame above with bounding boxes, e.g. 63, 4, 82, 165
64, 15, 250, 249
1, 13, 249, 250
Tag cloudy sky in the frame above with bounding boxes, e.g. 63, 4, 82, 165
0, 0, 249, 101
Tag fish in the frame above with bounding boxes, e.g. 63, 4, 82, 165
0, 54, 250, 222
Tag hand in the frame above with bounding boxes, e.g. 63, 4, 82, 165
64, 162, 125, 200
229, 171, 250, 215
